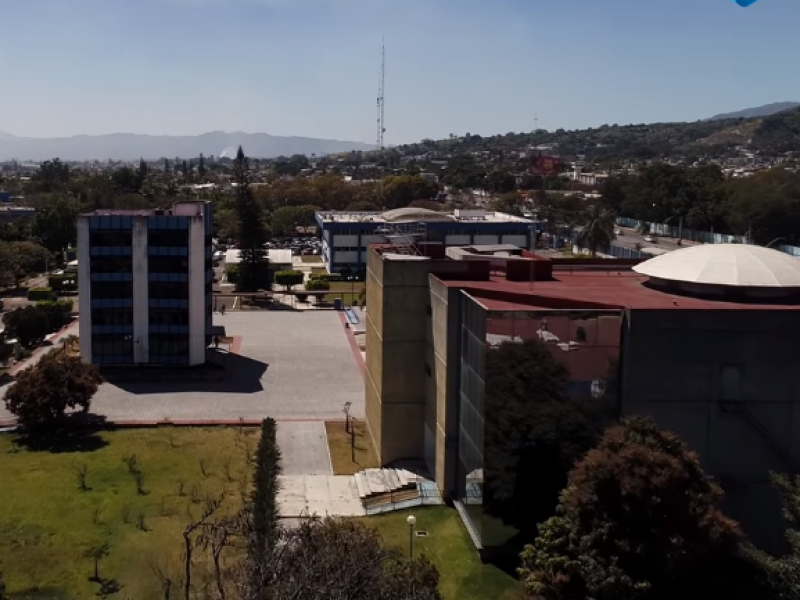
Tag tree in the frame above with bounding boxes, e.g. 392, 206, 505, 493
519, 416, 742, 600
273, 270, 305, 291
483, 339, 612, 539
2, 305, 50, 347
247, 417, 281, 565
577, 203, 616, 256
270, 205, 319, 238
32, 159, 71, 193
84, 542, 110, 582
746, 473, 800, 599
233, 147, 270, 292
0, 571, 7, 600
198, 153, 206, 179
4, 350, 103, 429
33, 194, 80, 252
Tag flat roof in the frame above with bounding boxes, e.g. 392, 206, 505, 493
316, 209, 533, 225
439, 270, 800, 311
224, 248, 293, 265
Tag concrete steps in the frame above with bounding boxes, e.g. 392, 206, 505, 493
354, 468, 418, 500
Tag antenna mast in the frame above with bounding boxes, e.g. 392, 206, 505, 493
376, 41, 386, 149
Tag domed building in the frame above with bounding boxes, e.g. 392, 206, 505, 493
363, 240, 800, 555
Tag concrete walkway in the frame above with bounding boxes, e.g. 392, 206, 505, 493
278, 475, 365, 517
277, 421, 332, 475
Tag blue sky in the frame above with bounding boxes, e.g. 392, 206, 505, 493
0, 0, 797, 144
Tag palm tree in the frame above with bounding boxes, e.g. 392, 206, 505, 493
577, 204, 616, 257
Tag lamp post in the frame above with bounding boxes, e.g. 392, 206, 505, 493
406, 514, 416, 558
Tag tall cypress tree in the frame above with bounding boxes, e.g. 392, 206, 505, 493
198, 153, 206, 179
249, 417, 281, 564
233, 146, 270, 291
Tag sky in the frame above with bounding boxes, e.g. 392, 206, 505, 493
0, 0, 798, 145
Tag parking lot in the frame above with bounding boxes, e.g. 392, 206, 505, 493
0, 310, 365, 424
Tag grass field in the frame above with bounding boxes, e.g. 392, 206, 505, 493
324, 420, 379, 475
362, 507, 519, 600
299, 256, 323, 264
325, 281, 365, 306
0, 427, 255, 600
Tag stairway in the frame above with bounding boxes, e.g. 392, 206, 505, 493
354, 468, 418, 500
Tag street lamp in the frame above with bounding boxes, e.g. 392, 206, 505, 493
406, 514, 416, 558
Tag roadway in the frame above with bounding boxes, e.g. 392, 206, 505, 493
612, 226, 699, 255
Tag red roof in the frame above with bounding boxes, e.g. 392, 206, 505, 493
437, 270, 800, 311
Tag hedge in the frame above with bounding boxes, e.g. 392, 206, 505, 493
27, 287, 54, 301
310, 272, 342, 282
305, 279, 330, 291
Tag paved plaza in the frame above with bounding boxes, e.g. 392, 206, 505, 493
278, 475, 365, 517
0, 310, 365, 424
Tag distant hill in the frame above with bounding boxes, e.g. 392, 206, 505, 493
0, 131, 376, 162
707, 102, 800, 121
390, 107, 800, 164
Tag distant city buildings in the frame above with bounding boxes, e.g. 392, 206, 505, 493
77, 201, 213, 366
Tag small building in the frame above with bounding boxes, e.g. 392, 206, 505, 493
224, 248, 292, 272
77, 201, 214, 367
315, 208, 538, 276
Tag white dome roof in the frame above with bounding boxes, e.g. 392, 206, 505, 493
633, 244, 800, 288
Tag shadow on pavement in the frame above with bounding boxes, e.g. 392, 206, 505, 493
99, 349, 268, 395
12, 413, 111, 453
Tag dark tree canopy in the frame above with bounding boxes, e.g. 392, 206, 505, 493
483, 339, 612, 539
233, 147, 270, 292
519, 417, 743, 600
4, 351, 103, 429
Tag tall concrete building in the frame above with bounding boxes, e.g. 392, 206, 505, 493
365, 241, 800, 553
77, 201, 213, 366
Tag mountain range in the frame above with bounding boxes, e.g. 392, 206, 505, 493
706, 102, 800, 121
0, 131, 376, 162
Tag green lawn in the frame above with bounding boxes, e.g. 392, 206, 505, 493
299, 255, 323, 264
361, 507, 519, 600
0, 427, 255, 600
325, 281, 365, 306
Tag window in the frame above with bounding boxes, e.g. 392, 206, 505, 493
92, 334, 134, 356
92, 281, 133, 299
149, 310, 189, 326
90, 230, 132, 247
92, 309, 133, 325
149, 334, 189, 356
148, 230, 188, 248
91, 257, 132, 273
720, 364, 743, 402
149, 281, 189, 299
149, 256, 189, 273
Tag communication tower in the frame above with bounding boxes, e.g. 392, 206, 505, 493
376, 42, 386, 149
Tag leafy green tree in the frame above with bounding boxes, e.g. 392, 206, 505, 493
32, 159, 71, 193
490, 192, 524, 215
519, 417, 742, 600
746, 473, 800, 599
4, 350, 103, 429
577, 204, 616, 256
233, 147, 270, 291
2, 306, 50, 347
270, 205, 320, 238
33, 194, 80, 252
381, 175, 440, 209
273, 270, 305, 291
483, 339, 612, 539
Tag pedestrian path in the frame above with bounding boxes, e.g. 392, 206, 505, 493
278, 475, 365, 517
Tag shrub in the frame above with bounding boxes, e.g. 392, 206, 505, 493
295, 293, 308, 303
36, 299, 74, 332
305, 278, 330, 292
225, 264, 240, 284
310, 272, 342, 282
274, 270, 305, 291
2, 306, 50, 347
26, 287, 54, 301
